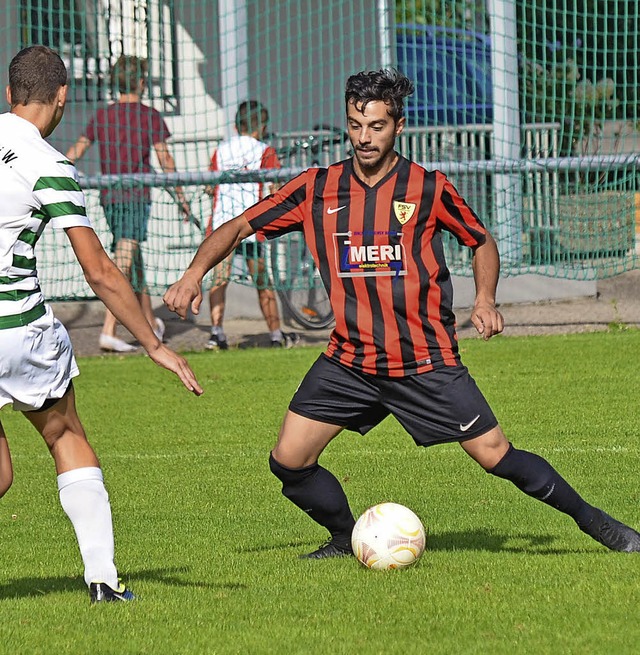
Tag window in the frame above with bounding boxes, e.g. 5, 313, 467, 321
20, 0, 178, 112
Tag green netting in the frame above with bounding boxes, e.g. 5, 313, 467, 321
2, 0, 638, 304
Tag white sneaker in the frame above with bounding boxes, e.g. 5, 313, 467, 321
99, 334, 138, 353
154, 318, 165, 342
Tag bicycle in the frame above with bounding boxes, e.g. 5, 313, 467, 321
268, 232, 334, 330
268, 124, 349, 169
263, 125, 349, 329
167, 125, 349, 330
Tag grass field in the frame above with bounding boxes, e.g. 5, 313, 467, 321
1, 330, 640, 654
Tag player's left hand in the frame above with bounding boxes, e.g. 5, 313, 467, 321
471, 301, 504, 340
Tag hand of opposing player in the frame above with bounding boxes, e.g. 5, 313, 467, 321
147, 343, 203, 396
163, 272, 203, 320
471, 301, 504, 340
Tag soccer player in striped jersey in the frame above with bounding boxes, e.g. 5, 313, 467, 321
0, 46, 202, 602
165, 69, 640, 556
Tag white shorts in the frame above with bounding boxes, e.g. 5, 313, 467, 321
0, 304, 79, 412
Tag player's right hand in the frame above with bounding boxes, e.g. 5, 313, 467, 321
470, 301, 504, 340
147, 343, 203, 395
163, 273, 203, 320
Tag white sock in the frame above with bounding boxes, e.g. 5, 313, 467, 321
270, 329, 283, 342
57, 467, 119, 588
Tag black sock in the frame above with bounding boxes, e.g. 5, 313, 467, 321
489, 444, 596, 528
269, 453, 355, 545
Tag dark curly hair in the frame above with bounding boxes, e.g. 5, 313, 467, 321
345, 69, 414, 121
9, 45, 67, 106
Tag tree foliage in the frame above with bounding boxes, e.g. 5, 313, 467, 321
395, 0, 488, 32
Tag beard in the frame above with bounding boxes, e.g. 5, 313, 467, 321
354, 146, 385, 170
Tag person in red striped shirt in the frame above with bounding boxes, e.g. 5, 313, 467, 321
165, 69, 640, 557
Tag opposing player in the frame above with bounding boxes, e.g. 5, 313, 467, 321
0, 431, 12, 498
0, 45, 202, 602
204, 100, 298, 350
165, 69, 640, 557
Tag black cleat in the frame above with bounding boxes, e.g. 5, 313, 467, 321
299, 540, 354, 560
580, 509, 640, 552
90, 581, 136, 603
206, 333, 229, 351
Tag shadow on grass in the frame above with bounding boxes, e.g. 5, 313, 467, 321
0, 566, 247, 600
242, 530, 587, 557
240, 539, 315, 554
428, 528, 585, 554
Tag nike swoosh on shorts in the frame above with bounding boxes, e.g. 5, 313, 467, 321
459, 415, 481, 432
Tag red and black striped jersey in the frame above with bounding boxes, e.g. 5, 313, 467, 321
244, 155, 487, 377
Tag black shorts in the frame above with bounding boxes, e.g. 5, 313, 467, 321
289, 355, 498, 447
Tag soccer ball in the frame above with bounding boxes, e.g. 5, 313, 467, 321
351, 502, 426, 570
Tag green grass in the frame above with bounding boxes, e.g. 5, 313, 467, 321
2, 331, 640, 654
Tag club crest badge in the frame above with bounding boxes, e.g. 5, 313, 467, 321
393, 201, 416, 224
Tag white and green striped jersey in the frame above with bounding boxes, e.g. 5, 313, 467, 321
0, 112, 92, 329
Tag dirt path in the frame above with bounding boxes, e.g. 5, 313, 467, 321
51, 269, 640, 358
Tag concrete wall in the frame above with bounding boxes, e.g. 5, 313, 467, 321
221, 274, 596, 321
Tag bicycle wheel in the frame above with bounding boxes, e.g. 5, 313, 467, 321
270, 233, 334, 330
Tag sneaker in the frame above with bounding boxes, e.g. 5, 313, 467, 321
206, 333, 229, 351
154, 317, 165, 342
99, 334, 138, 353
299, 539, 353, 560
89, 580, 136, 603
580, 509, 640, 552
272, 332, 300, 349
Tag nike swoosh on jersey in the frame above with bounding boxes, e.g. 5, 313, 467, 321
459, 415, 481, 432
327, 205, 346, 215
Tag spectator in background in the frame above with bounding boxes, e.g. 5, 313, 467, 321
66, 55, 192, 352
204, 100, 298, 350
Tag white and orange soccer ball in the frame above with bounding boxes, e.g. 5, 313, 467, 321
351, 502, 427, 570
